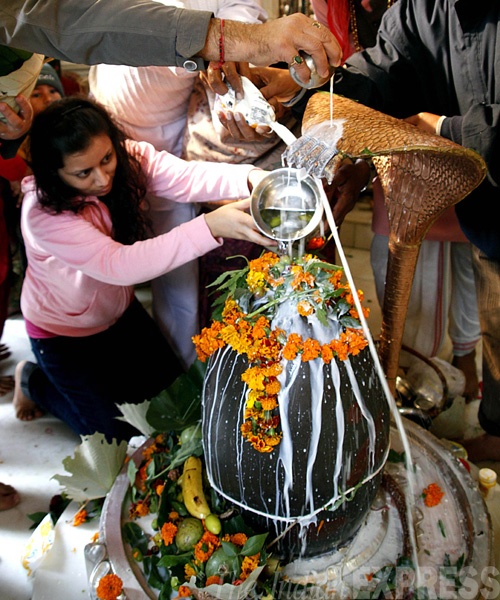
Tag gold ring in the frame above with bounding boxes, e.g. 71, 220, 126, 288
290, 55, 304, 67
312, 21, 321, 28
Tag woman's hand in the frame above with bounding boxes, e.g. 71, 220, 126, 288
204, 198, 277, 246
0, 95, 33, 140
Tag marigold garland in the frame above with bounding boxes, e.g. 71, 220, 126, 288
193, 252, 369, 453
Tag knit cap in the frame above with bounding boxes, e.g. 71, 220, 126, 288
35, 63, 65, 97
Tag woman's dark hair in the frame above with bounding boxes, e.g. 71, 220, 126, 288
28, 96, 150, 244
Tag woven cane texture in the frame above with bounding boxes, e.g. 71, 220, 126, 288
302, 92, 487, 388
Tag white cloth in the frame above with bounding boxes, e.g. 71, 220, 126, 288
370, 234, 481, 361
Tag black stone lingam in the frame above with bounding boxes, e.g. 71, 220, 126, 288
202, 343, 390, 562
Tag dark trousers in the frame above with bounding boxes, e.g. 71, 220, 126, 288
24, 297, 184, 442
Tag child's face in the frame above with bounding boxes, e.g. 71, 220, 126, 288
30, 84, 62, 116
57, 134, 117, 197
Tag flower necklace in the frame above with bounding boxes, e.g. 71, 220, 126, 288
193, 252, 369, 453
349, 0, 395, 52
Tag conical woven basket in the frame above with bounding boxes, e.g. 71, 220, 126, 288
0, 52, 44, 123
301, 92, 487, 391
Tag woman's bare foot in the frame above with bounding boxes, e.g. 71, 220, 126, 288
13, 360, 44, 421
0, 482, 20, 511
462, 433, 500, 463
453, 350, 479, 403
0, 375, 14, 395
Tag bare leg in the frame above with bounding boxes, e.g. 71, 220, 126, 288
462, 433, 500, 463
13, 360, 44, 421
452, 349, 479, 403
0, 482, 20, 511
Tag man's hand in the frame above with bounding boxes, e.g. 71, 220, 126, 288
200, 15, 342, 86
0, 95, 33, 140
404, 112, 440, 135
327, 159, 371, 226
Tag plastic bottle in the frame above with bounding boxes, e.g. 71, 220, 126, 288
478, 468, 500, 587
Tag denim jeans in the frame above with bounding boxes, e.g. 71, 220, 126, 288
24, 297, 184, 442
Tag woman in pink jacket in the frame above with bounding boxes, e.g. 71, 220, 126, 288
13, 96, 272, 442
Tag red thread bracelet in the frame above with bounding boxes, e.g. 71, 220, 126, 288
215, 19, 225, 69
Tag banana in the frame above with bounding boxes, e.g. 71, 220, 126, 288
181, 456, 211, 519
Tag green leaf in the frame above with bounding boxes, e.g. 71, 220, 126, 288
147, 361, 206, 433
52, 432, 128, 501
122, 521, 149, 555
0, 46, 33, 77
241, 532, 268, 556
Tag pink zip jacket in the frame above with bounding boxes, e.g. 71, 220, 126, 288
20, 139, 256, 337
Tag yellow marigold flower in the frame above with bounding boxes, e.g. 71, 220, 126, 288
134, 499, 150, 518
240, 554, 260, 580
73, 508, 87, 527
297, 299, 314, 316
96, 573, 123, 600
230, 532, 248, 546
302, 338, 321, 361
264, 433, 282, 446
249, 435, 274, 453
184, 563, 196, 579
161, 521, 178, 546
246, 269, 266, 291
241, 366, 266, 391
261, 396, 278, 411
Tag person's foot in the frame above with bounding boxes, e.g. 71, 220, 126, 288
0, 343, 11, 362
453, 350, 479, 403
461, 433, 500, 463
13, 360, 44, 421
0, 482, 20, 511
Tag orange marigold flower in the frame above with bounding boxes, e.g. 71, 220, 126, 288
230, 532, 248, 546
91, 532, 99, 543
156, 483, 165, 496
130, 499, 150, 519
194, 531, 220, 562
161, 521, 178, 545
297, 299, 314, 316
176, 585, 193, 598
169, 510, 180, 521
206, 575, 225, 586
423, 483, 444, 507
73, 508, 87, 527
96, 573, 123, 600
302, 338, 321, 361
261, 396, 278, 411
321, 344, 334, 364
264, 433, 282, 446
265, 379, 280, 396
